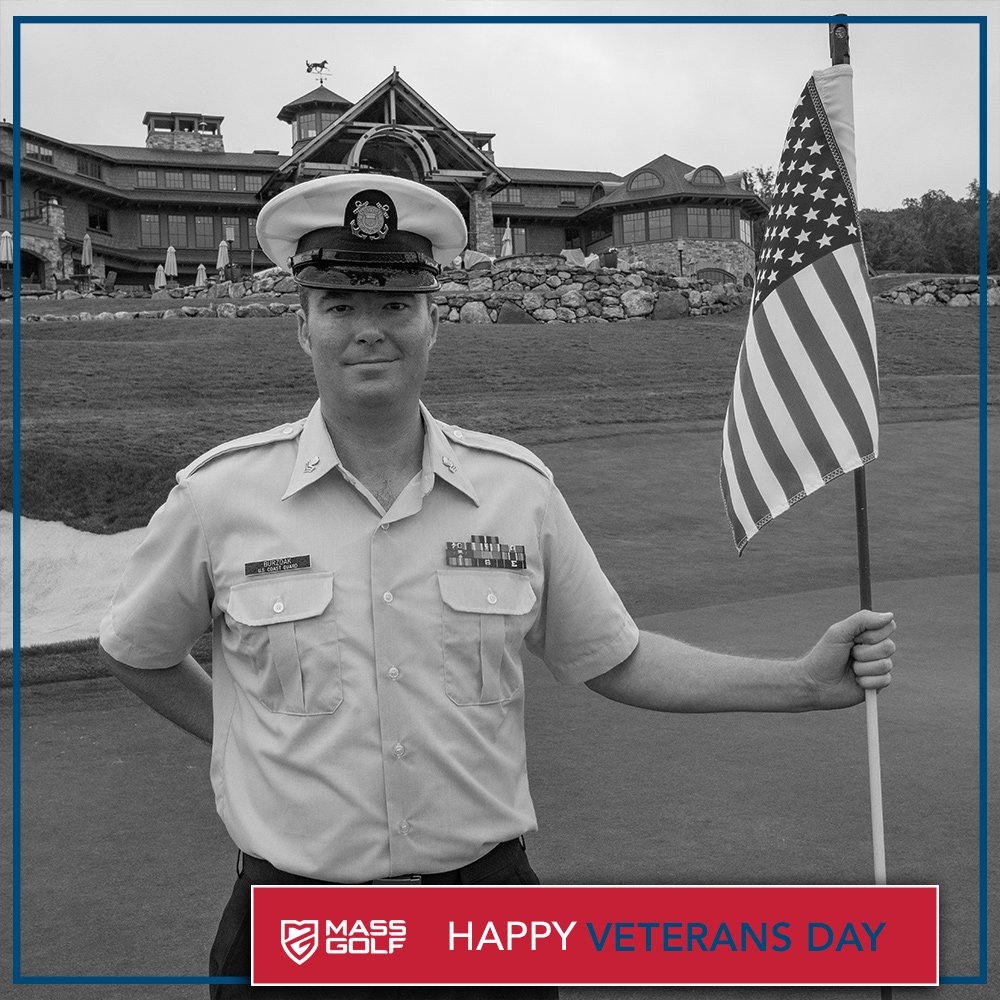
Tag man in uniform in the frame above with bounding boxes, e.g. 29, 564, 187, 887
99, 174, 895, 1000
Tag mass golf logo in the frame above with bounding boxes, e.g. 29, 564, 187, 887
278, 917, 407, 964
280, 920, 319, 965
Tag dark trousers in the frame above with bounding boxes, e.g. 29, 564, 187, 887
210, 839, 559, 1000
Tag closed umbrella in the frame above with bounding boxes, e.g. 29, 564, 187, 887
0, 230, 13, 265
165, 245, 178, 279
216, 240, 230, 271
194, 263, 208, 289
81, 233, 93, 268
154, 264, 167, 290
500, 218, 513, 258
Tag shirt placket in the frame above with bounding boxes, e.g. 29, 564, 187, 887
369, 476, 428, 875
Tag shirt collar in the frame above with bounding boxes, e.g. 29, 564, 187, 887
282, 399, 479, 506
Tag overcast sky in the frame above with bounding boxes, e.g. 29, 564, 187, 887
1, 0, 994, 210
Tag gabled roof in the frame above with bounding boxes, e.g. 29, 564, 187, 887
499, 166, 622, 184
270, 69, 506, 185
277, 85, 353, 123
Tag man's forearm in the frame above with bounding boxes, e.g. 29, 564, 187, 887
99, 647, 214, 744
586, 611, 894, 714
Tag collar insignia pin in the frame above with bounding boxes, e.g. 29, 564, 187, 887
304, 456, 320, 473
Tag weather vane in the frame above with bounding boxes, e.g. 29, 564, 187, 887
305, 59, 330, 85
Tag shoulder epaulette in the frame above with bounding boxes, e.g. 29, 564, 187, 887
438, 421, 553, 480
178, 419, 306, 480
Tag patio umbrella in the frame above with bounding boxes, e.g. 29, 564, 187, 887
165, 245, 178, 279
216, 240, 230, 271
154, 264, 167, 290
0, 230, 13, 265
500, 218, 513, 258
81, 233, 93, 268
194, 263, 208, 289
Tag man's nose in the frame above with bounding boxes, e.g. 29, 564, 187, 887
352, 315, 385, 345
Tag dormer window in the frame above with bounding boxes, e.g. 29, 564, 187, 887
628, 171, 662, 191
692, 166, 724, 186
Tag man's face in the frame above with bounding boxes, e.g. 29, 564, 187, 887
297, 288, 439, 415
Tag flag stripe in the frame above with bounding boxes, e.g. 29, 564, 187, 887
731, 356, 789, 514
724, 401, 772, 528
775, 278, 875, 459
814, 246, 879, 400
735, 346, 806, 503
744, 326, 825, 493
720, 410, 752, 546
751, 306, 843, 474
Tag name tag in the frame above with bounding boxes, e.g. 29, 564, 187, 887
245, 555, 311, 576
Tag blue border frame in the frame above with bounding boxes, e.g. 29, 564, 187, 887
9, 12, 988, 988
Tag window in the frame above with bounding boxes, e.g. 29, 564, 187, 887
151, 118, 173, 132
77, 155, 103, 180
248, 218, 258, 249
165, 170, 185, 190
647, 208, 672, 241
222, 217, 240, 248
693, 167, 723, 186
192, 172, 211, 190
628, 171, 661, 191
710, 208, 733, 239
140, 213, 160, 247
0, 178, 11, 218
318, 111, 338, 131
218, 174, 238, 192
167, 214, 188, 248
559, 189, 577, 205
492, 225, 528, 255
492, 187, 522, 204
297, 113, 318, 141
622, 211, 645, 243
87, 205, 109, 232
25, 141, 54, 164
687, 207, 710, 237
195, 216, 215, 249
137, 169, 157, 188
696, 268, 736, 285
740, 216, 752, 246
243, 174, 263, 192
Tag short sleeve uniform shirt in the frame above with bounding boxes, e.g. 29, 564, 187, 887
100, 400, 639, 882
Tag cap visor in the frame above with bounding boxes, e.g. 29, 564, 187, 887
294, 265, 440, 292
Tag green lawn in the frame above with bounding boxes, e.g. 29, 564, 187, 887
3, 303, 993, 532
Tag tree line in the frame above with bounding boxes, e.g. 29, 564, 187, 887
742, 166, 998, 275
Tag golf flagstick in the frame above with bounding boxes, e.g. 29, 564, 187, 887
831, 18, 891, 1000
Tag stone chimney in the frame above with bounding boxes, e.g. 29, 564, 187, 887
143, 112, 225, 153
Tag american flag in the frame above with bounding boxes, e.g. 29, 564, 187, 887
721, 65, 879, 553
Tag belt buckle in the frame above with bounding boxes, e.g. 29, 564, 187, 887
372, 875, 422, 886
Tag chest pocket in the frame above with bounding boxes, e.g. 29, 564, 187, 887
437, 569, 537, 706
225, 572, 341, 716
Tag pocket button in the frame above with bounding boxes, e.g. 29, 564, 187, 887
272, 600, 284, 613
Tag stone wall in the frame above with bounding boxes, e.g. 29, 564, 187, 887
874, 275, 999, 307
467, 191, 496, 255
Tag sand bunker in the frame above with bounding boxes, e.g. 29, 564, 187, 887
1, 511, 146, 650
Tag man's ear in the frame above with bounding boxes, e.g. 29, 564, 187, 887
426, 298, 440, 352
296, 308, 312, 357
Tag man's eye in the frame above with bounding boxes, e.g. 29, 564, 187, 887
384, 301, 408, 311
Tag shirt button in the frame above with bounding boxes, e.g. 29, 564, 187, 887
452, 429, 464, 439
388, 666, 400, 680
380, 523, 389, 532
272, 600, 284, 613
487, 592, 498, 605
392, 742, 405, 758
399, 820, 411, 835
383, 591, 393, 604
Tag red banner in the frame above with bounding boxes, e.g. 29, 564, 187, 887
251, 884, 937, 986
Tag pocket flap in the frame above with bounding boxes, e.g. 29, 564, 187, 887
437, 569, 536, 615
227, 572, 333, 626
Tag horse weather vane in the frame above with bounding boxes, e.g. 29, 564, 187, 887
305, 59, 330, 85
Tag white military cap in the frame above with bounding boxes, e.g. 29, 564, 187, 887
255, 173, 468, 292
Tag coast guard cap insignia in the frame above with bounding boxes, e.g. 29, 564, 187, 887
349, 193, 392, 240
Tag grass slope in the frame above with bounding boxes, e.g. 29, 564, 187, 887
3, 303, 993, 532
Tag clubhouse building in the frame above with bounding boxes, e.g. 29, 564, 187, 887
0, 69, 766, 292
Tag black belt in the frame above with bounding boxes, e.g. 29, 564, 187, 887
239, 837, 526, 886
